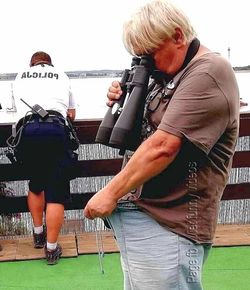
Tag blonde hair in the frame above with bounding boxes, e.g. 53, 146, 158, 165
123, 0, 197, 56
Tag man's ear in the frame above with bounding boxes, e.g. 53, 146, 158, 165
172, 28, 184, 45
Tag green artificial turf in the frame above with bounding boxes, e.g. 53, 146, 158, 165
0, 247, 249, 290
0, 253, 123, 290
203, 246, 250, 290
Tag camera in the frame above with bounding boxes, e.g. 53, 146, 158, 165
95, 55, 154, 154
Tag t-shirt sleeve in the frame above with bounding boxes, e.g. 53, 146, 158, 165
68, 85, 76, 109
158, 72, 230, 154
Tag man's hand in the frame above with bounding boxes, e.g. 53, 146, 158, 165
240, 98, 248, 107
106, 81, 123, 107
83, 188, 118, 220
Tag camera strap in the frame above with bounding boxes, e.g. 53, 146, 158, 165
178, 38, 200, 74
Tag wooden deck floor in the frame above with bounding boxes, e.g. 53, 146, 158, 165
0, 231, 118, 262
213, 224, 250, 246
0, 224, 249, 262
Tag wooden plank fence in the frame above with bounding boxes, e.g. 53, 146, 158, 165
0, 114, 250, 214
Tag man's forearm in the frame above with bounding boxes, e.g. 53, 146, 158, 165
67, 109, 76, 121
105, 129, 182, 201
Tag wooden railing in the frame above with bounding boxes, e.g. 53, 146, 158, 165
0, 113, 250, 214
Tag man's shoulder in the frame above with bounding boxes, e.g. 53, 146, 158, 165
189, 53, 233, 75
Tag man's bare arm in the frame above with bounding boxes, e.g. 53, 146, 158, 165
84, 129, 183, 219
67, 108, 76, 121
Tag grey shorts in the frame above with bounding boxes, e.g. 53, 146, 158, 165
106, 207, 211, 290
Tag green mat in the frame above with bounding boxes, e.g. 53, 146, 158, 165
203, 246, 250, 290
0, 247, 249, 290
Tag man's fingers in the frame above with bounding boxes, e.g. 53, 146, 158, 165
83, 207, 94, 220
106, 100, 115, 107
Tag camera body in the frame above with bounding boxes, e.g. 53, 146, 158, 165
95, 55, 154, 154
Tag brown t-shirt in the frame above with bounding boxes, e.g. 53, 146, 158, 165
135, 53, 240, 243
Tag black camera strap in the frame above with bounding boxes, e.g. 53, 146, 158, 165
178, 37, 200, 74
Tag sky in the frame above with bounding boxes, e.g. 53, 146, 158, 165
0, 0, 249, 73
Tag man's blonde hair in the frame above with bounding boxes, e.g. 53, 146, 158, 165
123, 0, 197, 56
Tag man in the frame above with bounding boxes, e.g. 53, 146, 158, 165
13, 51, 76, 265
84, 0, 239, 289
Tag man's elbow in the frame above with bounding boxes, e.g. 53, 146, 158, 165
150, 130, 183, 159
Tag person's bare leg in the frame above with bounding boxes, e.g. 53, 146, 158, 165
46, 203, 64, 243
27, 190, 45, 226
